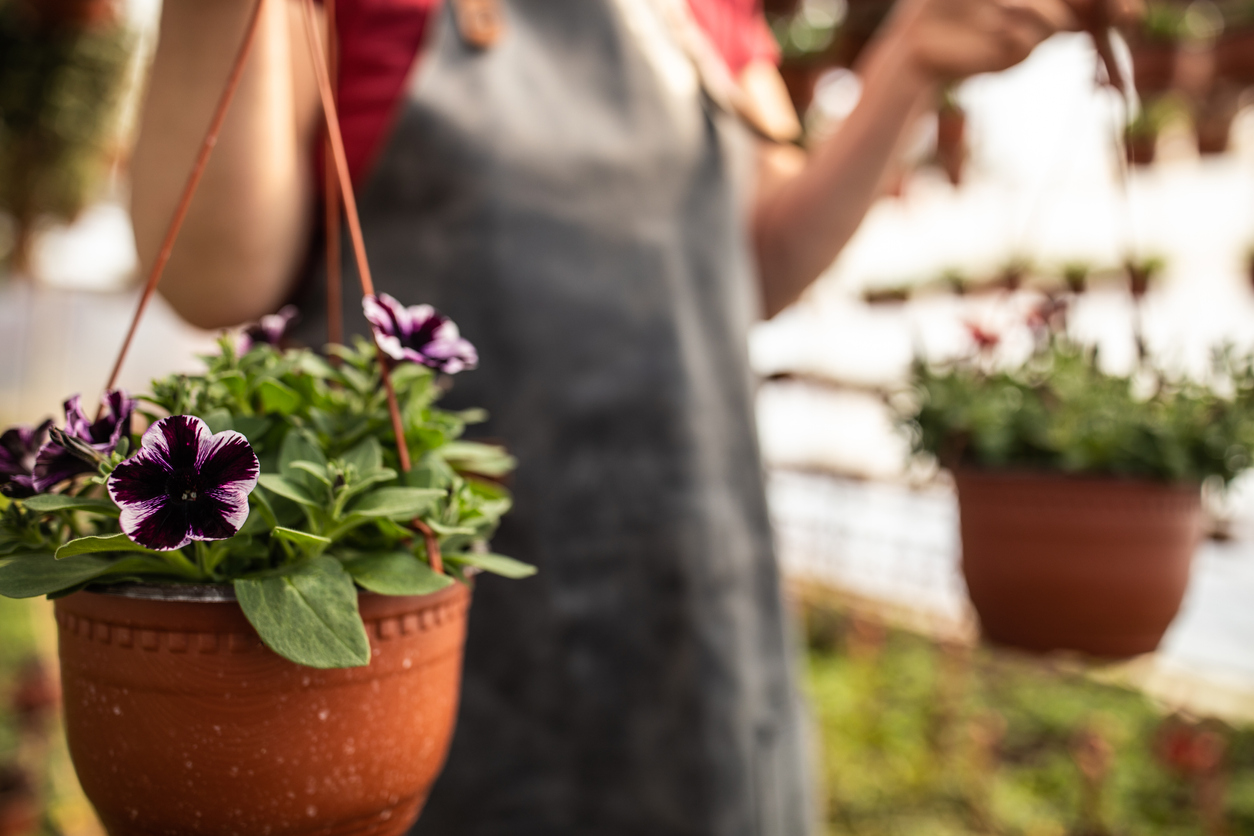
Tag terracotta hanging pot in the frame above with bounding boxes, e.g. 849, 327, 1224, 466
55, 581, 470, 836
956, 470, 1202, 657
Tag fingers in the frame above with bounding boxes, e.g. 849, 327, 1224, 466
1001, 0, 1080, 36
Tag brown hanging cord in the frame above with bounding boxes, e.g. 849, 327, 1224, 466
298, 0, 411, 472
103, 0, 268, 398
412, 518, 443, 574
323, 0, 343, 348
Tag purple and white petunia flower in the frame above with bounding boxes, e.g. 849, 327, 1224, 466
363, 294, 477, 374
0, 420, 53, 498
107, 415, 259, 551
239, 305, 299, 353
32, 390, 136, 492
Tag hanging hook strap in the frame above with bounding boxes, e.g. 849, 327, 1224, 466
298, 0, 411, 472
103, 0, 268, 399
324, 0, 343, 348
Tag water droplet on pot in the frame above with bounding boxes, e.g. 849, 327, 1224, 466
306, 805, 317, 817
318, 709, 329, 721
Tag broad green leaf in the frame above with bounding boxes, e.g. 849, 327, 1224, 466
342, 551, 454, 596
234, 416, 272, 444
343, 437, 383, 474
296, 352, 338, 380
346, 487, 442, 520
288, 461, 332, 487
444, 552, 537, 579
234, 556, 370, 668
257, 378, 302, 415
257, 474, 319, 507
0, 554, 110, 598
56, 533, 157, 559
280, 430, 327, 494
439, 441, 517, 477
334, 468, 398, 510
201, 409, 234, 434
405, 457, 455, 490
218, 371, 248, 401
22, 495, 119, 516
272, 527, 331, 551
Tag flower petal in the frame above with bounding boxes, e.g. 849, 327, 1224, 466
197, 430, 259, 502
31, 443, 95, 493
120, 494, 193, 551
61, 395, 93, 441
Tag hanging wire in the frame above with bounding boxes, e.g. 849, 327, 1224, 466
297, 0, 412, 472
103, 0, 268, 399
324, 0, 344, 348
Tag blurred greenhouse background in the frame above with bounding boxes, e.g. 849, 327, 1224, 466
5, 0, 1254, 831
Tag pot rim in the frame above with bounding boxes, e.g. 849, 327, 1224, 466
951, 466, 1201, 491
86, 582, 237, 602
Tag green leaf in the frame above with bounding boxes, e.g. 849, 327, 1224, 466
257, 474, 319, 507
22, 495, 120, 516
342, 551, 454, 596
439, 441, 517, 477
257, 378, 303, 415
271, 527, 331, 551
233, 416, 272, 444
201, 409, 234, 435
346, 487, 442, 520
288, 461, 332, 487
280, 430, 328, 494
445, 552, 537, 579
296, 352, 338, 380
218, 371, 248, 401
0, 554, 111, 598
234, 556, 371, 668
55, 533, 157, 559
343, 437, 383, 474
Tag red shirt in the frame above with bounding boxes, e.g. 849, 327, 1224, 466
333, 0, 777, 182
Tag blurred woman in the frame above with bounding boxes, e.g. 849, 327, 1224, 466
131, 0, 1133, 832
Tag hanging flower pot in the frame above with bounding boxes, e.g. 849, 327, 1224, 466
895, 297, 1254, 657
56, 583, 469, 835
0, 4, 533, 832
955, 471, 1202, 656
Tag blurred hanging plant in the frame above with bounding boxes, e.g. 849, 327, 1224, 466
895, 299, 1254, 485
0, 0, 132, 274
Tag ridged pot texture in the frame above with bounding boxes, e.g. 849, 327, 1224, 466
55, 582, 470, 836
956, 471, 1202, 658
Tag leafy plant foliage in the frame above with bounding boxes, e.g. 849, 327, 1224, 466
898, 333, 1254, 485
0, 336, 530, 668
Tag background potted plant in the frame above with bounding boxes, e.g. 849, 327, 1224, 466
894, 295, 1254, 657
0, 297, 531, 835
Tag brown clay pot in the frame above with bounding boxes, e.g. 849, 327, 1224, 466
1215, 29, 1254, 85
956, 471, 1202, 657
55, 582, 470, 836
1126, 36, 1179, 96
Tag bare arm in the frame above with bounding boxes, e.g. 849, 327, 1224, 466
752, 0, 1135, 318
130, 0, 319, 330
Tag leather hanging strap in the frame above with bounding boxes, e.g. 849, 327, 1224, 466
452, 0, 504, 49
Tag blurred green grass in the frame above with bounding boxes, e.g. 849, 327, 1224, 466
803, 593, 1254, 835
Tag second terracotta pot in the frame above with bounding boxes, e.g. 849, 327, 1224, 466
56, 582, 470, 836
956, 471, 1201, 657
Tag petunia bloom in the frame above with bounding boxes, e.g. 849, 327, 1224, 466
107, 415, 259, 551
0, 420, 53, 498
32, 390, 135, 492
363, 294, 477, 374
240, 305, 298, 353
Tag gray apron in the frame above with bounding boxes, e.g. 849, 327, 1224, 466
295, 2, 811, 833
